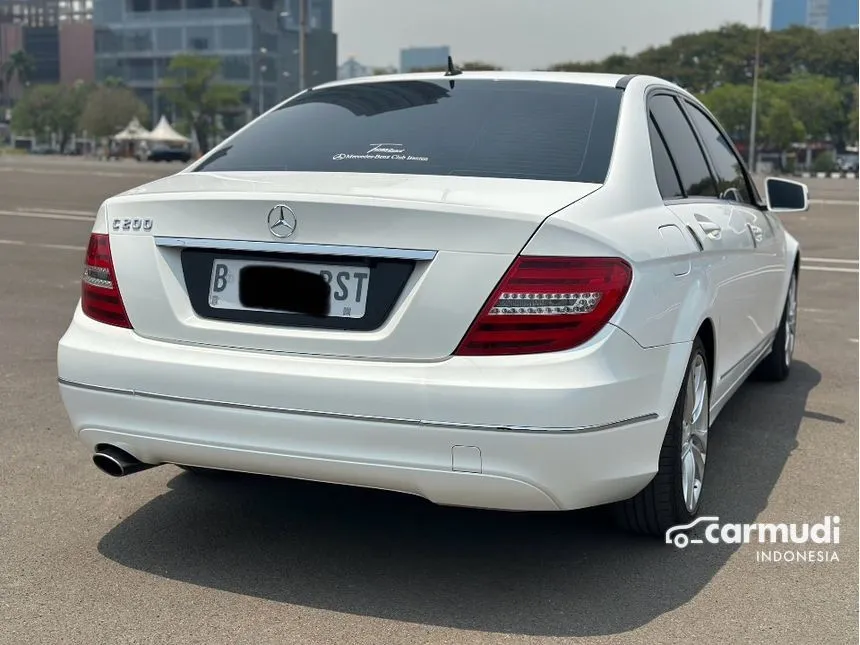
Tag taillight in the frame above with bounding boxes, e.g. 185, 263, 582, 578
455, 256, 632, 356
81, 233, 132, 329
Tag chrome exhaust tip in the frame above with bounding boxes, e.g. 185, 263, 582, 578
92, 445, 156, 477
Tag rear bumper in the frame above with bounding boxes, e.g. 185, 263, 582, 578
58, 305, 692, 511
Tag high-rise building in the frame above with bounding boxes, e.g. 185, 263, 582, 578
399, 45, 450, 73
92, 0, 337, 121
771, 0, 859, 31
0, 0, 94, 101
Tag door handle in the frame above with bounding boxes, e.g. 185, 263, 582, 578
695, 215, 722, 239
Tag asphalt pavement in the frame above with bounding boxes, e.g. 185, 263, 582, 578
1, 155, 857, 645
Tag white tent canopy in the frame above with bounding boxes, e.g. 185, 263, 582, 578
147, 116, 191, 144
112, 117, 150, 141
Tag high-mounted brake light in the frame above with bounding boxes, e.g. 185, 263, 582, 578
81, 233, 132, 328
455, 256, 632, 356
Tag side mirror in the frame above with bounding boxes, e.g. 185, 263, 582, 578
764, 177, 809, 213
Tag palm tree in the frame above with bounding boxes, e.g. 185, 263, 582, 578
1, 50, 36, 106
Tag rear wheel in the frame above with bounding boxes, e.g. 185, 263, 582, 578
754, 271, 797, 382
614, 338, 710, 536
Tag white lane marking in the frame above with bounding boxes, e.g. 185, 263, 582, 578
0, 238, 84, 251
804, 257, 858, 264
802, 266, 859, 274
0, 166, 162, 179
809, 199, 859, 206
40, 243, 86, 251
850, 339, 859, 343
16, 207, 93, 217
0, 209, 93, 222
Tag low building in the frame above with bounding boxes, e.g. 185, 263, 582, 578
399, 45, 449, 73
337, 55, 369, 79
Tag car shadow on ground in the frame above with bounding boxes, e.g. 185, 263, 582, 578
98, 361, 825, 637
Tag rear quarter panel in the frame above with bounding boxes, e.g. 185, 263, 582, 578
523, 77, 715, 350
523, 192, 711, 349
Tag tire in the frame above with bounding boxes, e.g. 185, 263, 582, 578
614, 337, 710, 536
754, 270, 798, 382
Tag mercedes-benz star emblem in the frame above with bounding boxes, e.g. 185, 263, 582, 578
267, 204, 297, 239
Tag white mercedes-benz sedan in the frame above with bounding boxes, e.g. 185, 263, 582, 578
57, 71, 808, 535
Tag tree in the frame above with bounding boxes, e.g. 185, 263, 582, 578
760, 98, 806, 152
548, 24, 857, 150
160, 54, 244, 153
547, 24, 858, 91
766, 75, 843, 142
698, 83, 753, 141
699, 76, 841, 154
1, 50, 36, 105
412, 61, 503, 72
812, 151, 836, 172
459, 61, 503, 71
849, 86, 859, 144
102, 76, 128, 89
11, 82, 92, 150
78, 85, 149, 138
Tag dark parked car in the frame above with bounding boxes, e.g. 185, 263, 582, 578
137, 144, 192, 163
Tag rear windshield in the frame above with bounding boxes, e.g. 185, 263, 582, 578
195, 79, 622, 183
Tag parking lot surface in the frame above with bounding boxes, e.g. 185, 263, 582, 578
1, 155, 857, 644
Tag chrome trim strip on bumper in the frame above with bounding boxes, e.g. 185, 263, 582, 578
57, 377, 658, 435
154, 236, 437, 261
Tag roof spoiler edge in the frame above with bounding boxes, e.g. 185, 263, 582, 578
615, 74, 637, 90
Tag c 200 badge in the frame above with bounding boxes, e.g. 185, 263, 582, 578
111, 218, 153, 232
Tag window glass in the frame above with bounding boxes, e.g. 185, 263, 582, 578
155, 27, 182, 52
97, 0, 124, 22
187, 26, 215, 51
95, 28, 122, 54
649, 94, 717, 198
648, 114, 684, 199
196, 80, 622, 184
685, 102, 753, 204
127, 59, 153, 82
123, 29, 152, 53
95, 58, 124, 80
222, 56, 251, 81
258, 31, 278, 52
155, 57, 171, 78
219, 24, 250, 50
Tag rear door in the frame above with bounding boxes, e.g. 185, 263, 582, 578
680, 99, 786, 343
647, 93, 759, 388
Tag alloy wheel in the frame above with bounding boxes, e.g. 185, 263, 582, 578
680, 353, 709, 514
784, 275, 798, 367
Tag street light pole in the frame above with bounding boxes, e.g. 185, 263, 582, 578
258, 67, 266, 115
298, 0, 307, 91
258, 46, 268, 117
748, 0, 763, 173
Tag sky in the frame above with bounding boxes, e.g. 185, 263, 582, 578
333, 0, 772, 69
